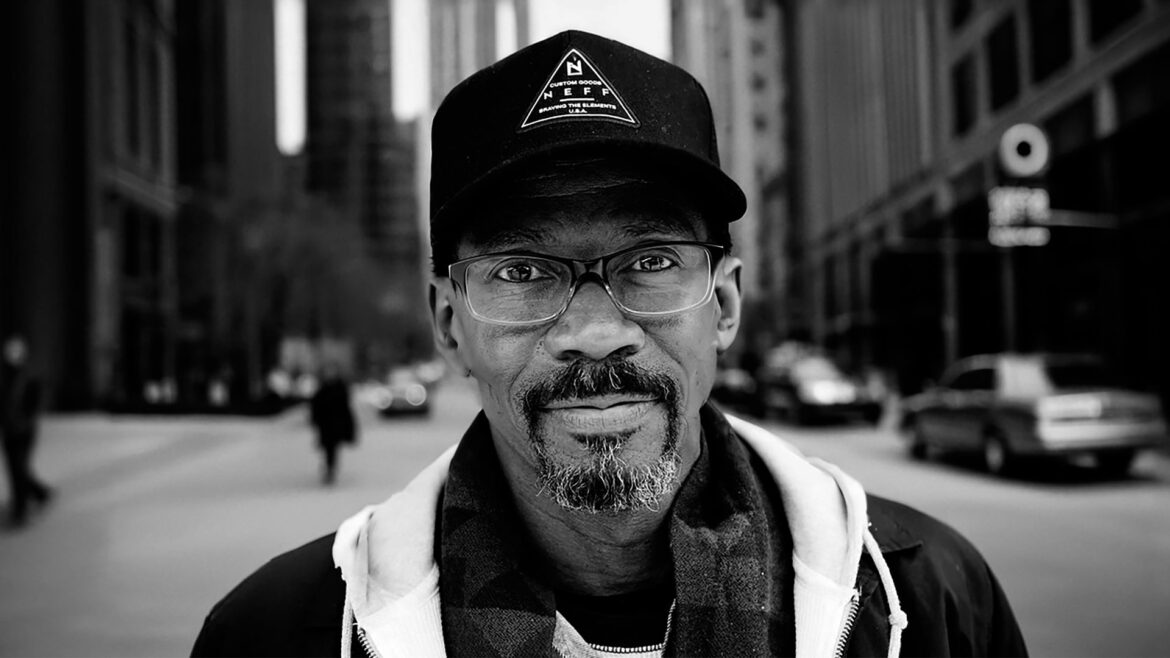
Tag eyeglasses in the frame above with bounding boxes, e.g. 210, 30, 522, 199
448, 241, 725, 325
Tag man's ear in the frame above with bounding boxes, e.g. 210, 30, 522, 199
429, 279, 470, 374
713, 255, 743, 353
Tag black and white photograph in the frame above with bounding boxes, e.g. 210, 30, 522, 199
2, 1, 1168, 656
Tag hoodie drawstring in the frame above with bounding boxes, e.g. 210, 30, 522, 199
863, 530, 909, 658
340, 598, 355, 658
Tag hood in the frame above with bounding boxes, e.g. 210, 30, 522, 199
332, 446, 454, 658
333, 415, 906, 658
726, 415, 906, 658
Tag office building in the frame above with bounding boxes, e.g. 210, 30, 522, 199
786, 0, 1170, 400
5, 1, 180, 408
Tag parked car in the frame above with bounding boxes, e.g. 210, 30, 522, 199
900, 353, 1168, 477
369, 367, 432, 417
755, 350, 883, 425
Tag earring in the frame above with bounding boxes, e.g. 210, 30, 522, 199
464, 368, 472, 378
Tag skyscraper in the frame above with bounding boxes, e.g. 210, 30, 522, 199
305, 0, 428, 366
672, 0, 791, 356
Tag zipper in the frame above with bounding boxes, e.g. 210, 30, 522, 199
355, 624, 383, 658
833, 589, 861, 658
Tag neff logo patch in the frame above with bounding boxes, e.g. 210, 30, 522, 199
519, 48, 638, 130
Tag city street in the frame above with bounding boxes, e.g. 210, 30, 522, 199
2, 382, 1168, 657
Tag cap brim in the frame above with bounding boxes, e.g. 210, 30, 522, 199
430, 139, 746, 232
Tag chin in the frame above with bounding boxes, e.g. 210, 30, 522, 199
532, 419, 682, 514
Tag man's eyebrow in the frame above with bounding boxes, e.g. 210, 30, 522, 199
474, 227, 549, 251
620, 221, 699, 240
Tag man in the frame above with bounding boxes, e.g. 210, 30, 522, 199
193, 31, 1026, 657
1, 336, 52, 527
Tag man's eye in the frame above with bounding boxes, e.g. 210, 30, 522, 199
632, 254, 677, 272
494, 261, 551, 282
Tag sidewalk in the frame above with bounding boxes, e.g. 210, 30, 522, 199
29, 407, 308, 494
0, 379, 481, 657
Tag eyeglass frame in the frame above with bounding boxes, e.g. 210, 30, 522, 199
446, 241, 727, 326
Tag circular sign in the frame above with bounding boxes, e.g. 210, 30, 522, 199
999, 123, 1050, 178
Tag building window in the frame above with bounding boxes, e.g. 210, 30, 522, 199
1088, 0, 1143, 44
147, 44, 162, 167
824, 254, 838, 319
951, 54, 978, 136
122, 206, 142, 278
1027, 0, 1072, 83
986, 15, 1020, 111
1112, 40, 1170, 124
1044, 95, 1104, 212
950, 160, 986, 210
1111, 42, 1170, 211
1045, 94, 1095, 156
950, 0, 974, 31
123, 17, 141, 158
849, 242, 863, 314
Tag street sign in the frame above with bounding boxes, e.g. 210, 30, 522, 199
988, 226, 1050, 247
988, 185, 1051, 247
999, 123, 1050, 178
989, 186, 1050, 225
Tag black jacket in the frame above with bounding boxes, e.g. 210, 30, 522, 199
192, 494, 1026, 657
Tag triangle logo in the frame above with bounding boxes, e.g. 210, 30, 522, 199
519, 48, 639, 130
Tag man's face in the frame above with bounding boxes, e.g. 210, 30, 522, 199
431, 179, 741, 514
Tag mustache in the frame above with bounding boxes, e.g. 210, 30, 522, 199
521, 358, 679, 418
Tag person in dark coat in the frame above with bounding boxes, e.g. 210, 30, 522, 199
309, 365, 356, 485
1, 336, 52, 527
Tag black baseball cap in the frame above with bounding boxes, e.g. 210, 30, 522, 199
429, 30, 746, 232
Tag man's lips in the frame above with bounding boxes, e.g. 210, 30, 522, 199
541, 396, 660, 433
542, 395, 657, 410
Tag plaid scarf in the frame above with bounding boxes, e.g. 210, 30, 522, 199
438, 405, 796, 657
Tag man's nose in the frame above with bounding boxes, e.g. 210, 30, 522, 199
543, 281, 645, 361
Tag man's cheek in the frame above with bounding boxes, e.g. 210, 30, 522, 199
476, 332, 540, 416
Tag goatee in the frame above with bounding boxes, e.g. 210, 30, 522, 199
521, 358, 683, 513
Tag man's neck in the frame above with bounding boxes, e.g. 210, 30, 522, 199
495, 439, 701, 597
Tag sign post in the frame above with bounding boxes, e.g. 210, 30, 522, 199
989, 123, 1053, 248
990, 123, 1052, 350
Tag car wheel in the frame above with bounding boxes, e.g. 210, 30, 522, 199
907, 420, 930, 460
983, 433, 1013, 477
1095, 450, 1135, 477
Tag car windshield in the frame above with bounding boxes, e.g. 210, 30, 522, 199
999, 357, 1119, 397
792, 357, 843, 381
1045, 361, 1121, 388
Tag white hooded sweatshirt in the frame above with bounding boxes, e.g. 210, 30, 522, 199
331, 414, 907, 658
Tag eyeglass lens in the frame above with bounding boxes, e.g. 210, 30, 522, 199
462, 244, 714, 323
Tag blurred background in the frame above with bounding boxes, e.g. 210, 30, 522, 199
2, 0, 1169, 656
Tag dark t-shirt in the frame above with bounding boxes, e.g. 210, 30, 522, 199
556, 583, 674, 649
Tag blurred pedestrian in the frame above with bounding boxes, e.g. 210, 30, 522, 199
1, 336, 52, 527
309, 364, 356, 485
